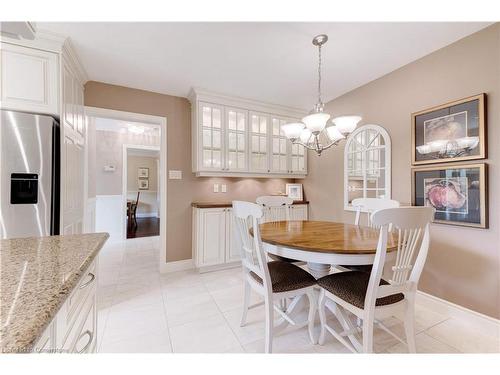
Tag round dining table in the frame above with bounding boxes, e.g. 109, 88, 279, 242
259, 220, 397, 278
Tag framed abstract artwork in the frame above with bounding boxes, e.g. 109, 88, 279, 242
411, 94, 486, 165
411, 163, 488, 228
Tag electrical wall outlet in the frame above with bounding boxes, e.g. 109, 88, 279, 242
221, 184, 227, 193
213, 183, 219, 193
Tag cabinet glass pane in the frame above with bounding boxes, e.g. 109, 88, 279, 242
238, 152, 245, 167
213, 108, 221, 128
212, 129, 221, 149
228, 132, 236, 150
259, 117, 267, 134
202, 129, 211, 147
280, 158, 287, 171
252, 136, 259, 151
237, 133, 245, 151
203, 150, 211, 167
228, 152, 237, 168
212, 151, 221, 168
251, 115, 259, 133
237, 113, 246, 131
272, 119, 280, 135
228, 111, 236, 130
280, 139, 286, 154
202, 107, 211, 126
259, 137, 267, 152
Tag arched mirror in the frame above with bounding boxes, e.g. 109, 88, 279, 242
344, 124, 392, 211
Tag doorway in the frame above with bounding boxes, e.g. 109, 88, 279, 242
124, 145, 160, 239
84, 107, 167, 268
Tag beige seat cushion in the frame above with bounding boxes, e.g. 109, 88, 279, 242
317, 271, 404, 309
250, 261, 316, 293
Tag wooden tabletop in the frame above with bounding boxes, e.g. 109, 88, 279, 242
258, 221, 397, 254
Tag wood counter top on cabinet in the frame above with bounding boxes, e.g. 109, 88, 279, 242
191, 200, 309, 208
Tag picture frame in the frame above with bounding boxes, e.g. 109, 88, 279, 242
411, 93, 486, 165
138, 179, 149, 190
411, 163, 488, 228
286, 183, 303, 201
138, 167, 149, 178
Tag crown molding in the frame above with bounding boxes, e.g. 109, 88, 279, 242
188, 87, 307, 119
62, 38, 89, 84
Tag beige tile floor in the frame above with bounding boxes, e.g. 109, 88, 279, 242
96, 237, 500, 353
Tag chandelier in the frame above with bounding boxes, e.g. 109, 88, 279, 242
281, 34, 362, 156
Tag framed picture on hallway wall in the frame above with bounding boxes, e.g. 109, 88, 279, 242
138, 167, 149, 178
138, 179, 149, 190
411, 94, 486, 165
411, 163, 488, 228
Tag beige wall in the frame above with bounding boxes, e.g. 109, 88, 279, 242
304, 24, 500, 318
85, 81, 294, 262
95, 129, 160, 196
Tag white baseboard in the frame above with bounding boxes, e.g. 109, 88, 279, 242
197, 261, 241, 273
417, 290, 500, 338
160, 258, 194, 273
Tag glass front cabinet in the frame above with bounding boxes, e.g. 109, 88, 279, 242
190, 90, 307, 177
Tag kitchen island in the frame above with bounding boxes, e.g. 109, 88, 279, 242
0, 233, 109, 353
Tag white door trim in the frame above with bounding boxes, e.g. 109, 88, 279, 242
122, 143, 161, 239
84, 106, 168, 271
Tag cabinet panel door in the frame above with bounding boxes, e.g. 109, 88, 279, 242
0, 43, 58, 115
249, 112, 270, 173
199, 209, 226, 266
225, 107, 248, 172
290, 205, 308, 220
270, 117, 289, 173
199, 102, 224, 170
225, 208, 241, 263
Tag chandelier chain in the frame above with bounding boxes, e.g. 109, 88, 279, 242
317, 44, 322, 105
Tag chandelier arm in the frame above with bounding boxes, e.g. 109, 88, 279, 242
320, 139, 342, 151
291, 140, 318, 151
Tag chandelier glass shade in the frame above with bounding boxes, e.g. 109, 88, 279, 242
281, 34, 362, 156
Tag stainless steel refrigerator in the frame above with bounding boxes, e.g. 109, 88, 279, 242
0, 109, 60, 239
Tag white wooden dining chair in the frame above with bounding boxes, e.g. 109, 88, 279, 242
256, 195, 294, 222
352, 198, 400, 227
232, 200, 318, 353
318, 206, 434, 353
342, 198, 401, 274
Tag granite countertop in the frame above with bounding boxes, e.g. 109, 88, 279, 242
0, 233, 109, 353
192, 200, 309, 208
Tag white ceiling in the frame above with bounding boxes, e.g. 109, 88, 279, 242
39, 22, 491, 109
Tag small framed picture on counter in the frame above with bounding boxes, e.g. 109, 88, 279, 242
286, 183, 303, 201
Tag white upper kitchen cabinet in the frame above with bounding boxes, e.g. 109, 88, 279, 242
0, 42, 59, 115
189, 88, 307, 178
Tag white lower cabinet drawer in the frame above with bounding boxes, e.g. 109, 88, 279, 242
33, 256, 99, 353
62, 292, 97, 353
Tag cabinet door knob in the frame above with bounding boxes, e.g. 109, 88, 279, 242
79, 272, 95, 289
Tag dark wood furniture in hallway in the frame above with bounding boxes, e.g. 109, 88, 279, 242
127, 217, 160, 239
